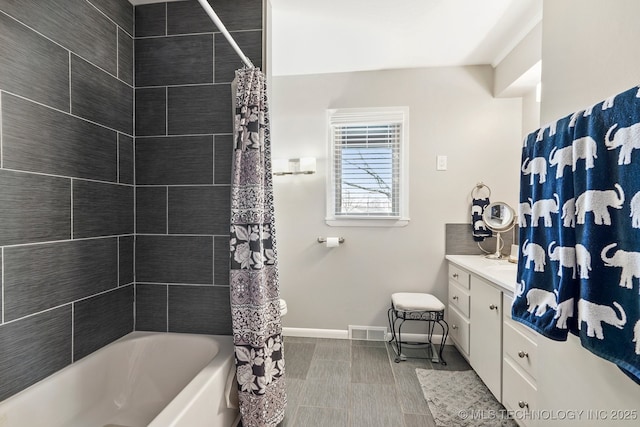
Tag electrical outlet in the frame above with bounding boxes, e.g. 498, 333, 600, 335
436, 155, 447, 171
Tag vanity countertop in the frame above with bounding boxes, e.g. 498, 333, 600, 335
445, 255, 517, 294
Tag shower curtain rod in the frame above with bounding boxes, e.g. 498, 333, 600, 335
196, 0, 255, 68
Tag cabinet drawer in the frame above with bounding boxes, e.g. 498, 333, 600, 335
448, 305, 470, 356
448, 281, 470, 317
504, 320, 538, 379
449, 264, 470, 289
502, 358, 537, 427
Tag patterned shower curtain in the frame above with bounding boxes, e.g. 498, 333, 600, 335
230, 68, 286, 426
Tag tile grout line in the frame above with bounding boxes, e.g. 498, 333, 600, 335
1, 89, 134, 138
117, 134, 120, 183
165, 86, 168, 135
2, 285, 132, 328
70, 179, 74, 239
135, 28, 262, 41
136, 132, 233, 138
0, 90, 3, 169
69, 51, 72, 114
166, 186, 169, 234
211, 236, 218, 286
0, 166, 134, 188
1, 247, 4, 324
116, 23, 119, 81
1, 234, 129, 250
71, 303, 74, 363
166, 284, 169, 332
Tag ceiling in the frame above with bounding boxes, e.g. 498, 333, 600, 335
270, 0, 542, 77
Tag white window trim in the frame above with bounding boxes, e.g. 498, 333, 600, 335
325, 106, 410, 227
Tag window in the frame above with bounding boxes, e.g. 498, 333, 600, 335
326, 107, 409, 227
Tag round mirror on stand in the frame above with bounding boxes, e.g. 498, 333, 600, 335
482, 201, 516, 259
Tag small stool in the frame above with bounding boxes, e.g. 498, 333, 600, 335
388, 292, 449, 364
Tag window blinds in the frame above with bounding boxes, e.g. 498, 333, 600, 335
331, 121, 402, 217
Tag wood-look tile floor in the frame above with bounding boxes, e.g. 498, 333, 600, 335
277, 337, 472, 427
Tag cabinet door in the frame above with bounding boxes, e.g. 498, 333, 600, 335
470, 275, 502, 401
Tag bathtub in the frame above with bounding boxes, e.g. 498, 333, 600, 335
0, 331, 240, 427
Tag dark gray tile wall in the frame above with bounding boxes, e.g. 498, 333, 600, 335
0, 13, 70, 111
135, 136, 214, 185
71, 55, 133, 135
73, 180, 134, 238
0, 306, 72, 402
445, 223, 518, 255
136, 284, 168, 332
134, 0, 263, 334
3, 238, 118, 321
2, 94, 118, 182
136, 236, 214, 284
168, 285, 232, 334
73, 286, 134, 361
0, 0, 134, 402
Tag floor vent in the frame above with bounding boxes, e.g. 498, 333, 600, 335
348, 325, 387, 341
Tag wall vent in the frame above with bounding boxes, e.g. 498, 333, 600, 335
348, 325, 387, 341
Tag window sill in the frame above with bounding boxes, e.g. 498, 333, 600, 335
325, 217, 410, 227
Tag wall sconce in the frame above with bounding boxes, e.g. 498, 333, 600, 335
272, 157, 316, 175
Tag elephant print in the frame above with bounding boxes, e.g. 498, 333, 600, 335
526, 288, 558, 316
522, 240, 546, 272
548, 137, 597, 179
518, 200, 532, 227
578, 299, 626, 340
569, 111, 580, 128
605, 122, 640, 165
521, 157, 547, 185
575, 184, 625, 225
471, 204, 484, 217
554, 297, 574, 329
575, 244, 592, 279
601, 243, 640, 290
536, 121, 557, 141
474, 220, 487, 233
530, 193, 559, 227
630, 191, 640, 228
601, 94, 616, 110
634, 320, 640, 355
547, 241, 576, 278
561, 197, 576, 228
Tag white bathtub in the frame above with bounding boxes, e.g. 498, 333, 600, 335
0, 331, 240, 427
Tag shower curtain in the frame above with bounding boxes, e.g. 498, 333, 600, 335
230, 68, 286, 426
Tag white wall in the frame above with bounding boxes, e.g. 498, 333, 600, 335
494, 22, 542, 98
541, 0, 640, 123
271, 66, 522, 331
533, 0, 640, 420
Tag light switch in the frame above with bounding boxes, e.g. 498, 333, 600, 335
437, 155, 447, 171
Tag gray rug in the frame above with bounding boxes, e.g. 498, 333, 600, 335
416, 369, 517, 427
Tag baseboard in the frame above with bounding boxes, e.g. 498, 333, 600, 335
282, 327, 451, 345
282, 327, 349, 339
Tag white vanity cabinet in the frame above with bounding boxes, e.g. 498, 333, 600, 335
447, 264, 471, 357
447, 257, 539, 427
502, 294, 538, 427
469, 275, 502, 401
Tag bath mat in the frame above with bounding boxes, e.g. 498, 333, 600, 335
415, 369, 517, 427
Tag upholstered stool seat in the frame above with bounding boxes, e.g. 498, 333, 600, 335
388, 292, 449, 364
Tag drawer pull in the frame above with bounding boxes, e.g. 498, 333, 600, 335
518, 401, 529, 409
453, 273, 459, 279
452, 295, 459, 300
452, 324, 458, 330
518, 351, 529, 359
489, 304, 498, 310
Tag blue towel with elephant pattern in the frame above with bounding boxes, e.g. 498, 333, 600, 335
513, 85, 640, 384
